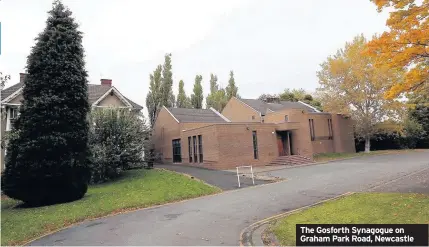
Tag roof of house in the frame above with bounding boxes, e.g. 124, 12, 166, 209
238, 98, 319, 114
1, 83, 143, 110
1, 82, 24, 100
167, 107, 227, 123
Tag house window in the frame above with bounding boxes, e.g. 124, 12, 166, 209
172, 139, 182, 163
252, 131, 258, 159
193, 136, 197, 163
10, 108, 18, 120
328, 119, 333, 140
252, 115, 255, 120
309, 119, 315, 141
188, 136, 192, 163
284, 115, 289, 122
198, 135, 203, 163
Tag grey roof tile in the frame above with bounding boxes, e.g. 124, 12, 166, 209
167, 108, 226, 123
1, 82, 24, 100
238, 98, 318, 114
1, 83, 143, 110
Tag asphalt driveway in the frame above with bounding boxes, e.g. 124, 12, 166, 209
156, 164, 270, 190
29, 151, 429, 246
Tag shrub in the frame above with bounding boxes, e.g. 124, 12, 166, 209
89, 108, 149, 183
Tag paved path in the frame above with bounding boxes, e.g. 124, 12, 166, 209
29, 151, 429, 246
156, 164, 270, 190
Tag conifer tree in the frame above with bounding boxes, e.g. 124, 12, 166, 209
1, 0, 91, 205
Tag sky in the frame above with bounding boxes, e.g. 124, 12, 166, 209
0, 0, 390, 115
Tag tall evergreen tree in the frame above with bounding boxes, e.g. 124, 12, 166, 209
1, 1, 91, 205
176, 80, 190, 108
191, 75, 204, 109
226, 70, 239, 100
146, 65, 163, 128
160, 53, 174, 107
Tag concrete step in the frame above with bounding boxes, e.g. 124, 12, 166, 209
268, 155, 314, 167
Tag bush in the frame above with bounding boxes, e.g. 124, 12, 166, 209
1, 2, 90, 206
89, 108, 149, 183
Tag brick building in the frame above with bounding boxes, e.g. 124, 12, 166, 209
153, 97, 355, 169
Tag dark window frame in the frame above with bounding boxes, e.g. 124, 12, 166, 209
284, 115, 289, 122
188, 136, 192, 163
252, 131, 259, 159
309, 119, 315, 141
193, 136, 197, 163
172, 139, 182, 163
198, 135, 203, 163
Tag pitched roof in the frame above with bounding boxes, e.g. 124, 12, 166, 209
238, 98, 318, 114
167, 108, 227, 123
1, 82, 24, 100
1, 83, 143, 110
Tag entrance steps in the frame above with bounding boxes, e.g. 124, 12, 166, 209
268, 155, 314, 166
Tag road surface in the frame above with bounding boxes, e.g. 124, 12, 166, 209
29, 151, 429, 246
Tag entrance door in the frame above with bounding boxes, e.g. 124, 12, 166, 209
277, 135, 284, 156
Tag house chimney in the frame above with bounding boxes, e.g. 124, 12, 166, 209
20, 73, 28, 83
265, 97, 280, 104
100, 79, 112, 87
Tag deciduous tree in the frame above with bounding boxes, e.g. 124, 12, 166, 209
191, 75, 203, 109
146, 65, 163, 128
367, 0, 429, 98
226, 70, 239, 100
206, 73, 228, 111
161, 53, 175, 107
176, 80, 191, 108
0, 72, 10, 89
1, 1, 91, 205
317, 35, 404, 152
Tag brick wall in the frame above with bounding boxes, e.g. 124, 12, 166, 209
181, 125, 220, 169
308, 113, 335, 154
217, 123, 278, 169
221, 97, 261, 122
153, 108, 180, 162
331, 114, 356, 153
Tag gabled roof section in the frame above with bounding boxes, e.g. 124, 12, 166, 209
237, 98, 319, 114
239, 98, 270, 114
1, 82, 24, 103
91, 86, 133, 108
1, 83, 143, 110
167, 107, 227, 123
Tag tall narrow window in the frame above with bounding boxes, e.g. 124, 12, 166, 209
193, 136, 197, 163
328, 119, 333, 140
188, 136, 192, 163
172, 139, 182, 163
198, 135, 203, 163
309, 119, 315, 141
284, 115, 289, 122
252, 131, 258, 159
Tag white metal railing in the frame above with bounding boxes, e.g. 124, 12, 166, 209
236, 165, 255, 188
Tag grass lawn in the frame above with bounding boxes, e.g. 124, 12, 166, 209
272, 193, 429, 246
313, 149, 424, 163
1, 168, 221, 246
